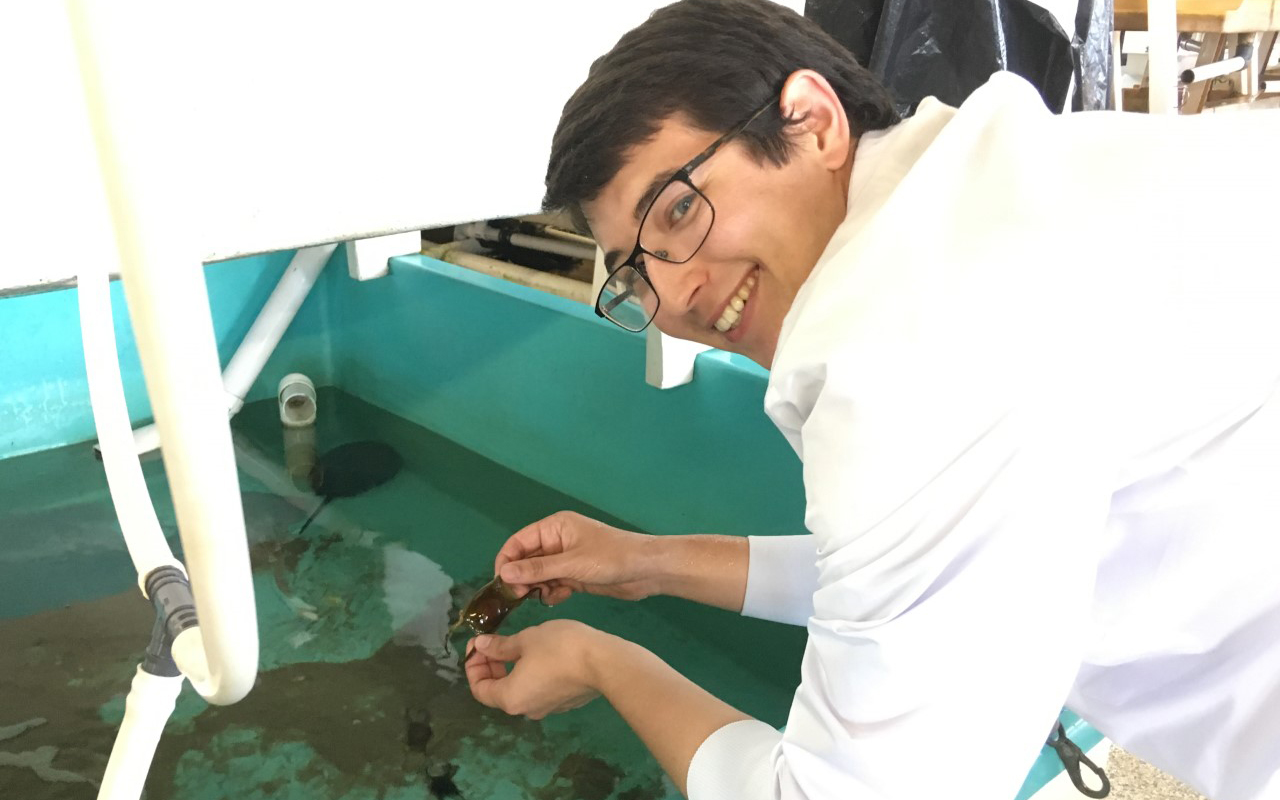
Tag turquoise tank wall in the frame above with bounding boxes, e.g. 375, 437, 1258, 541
330, 254, 808, 539
0, 248, 805, 537
0, 251, 337, 459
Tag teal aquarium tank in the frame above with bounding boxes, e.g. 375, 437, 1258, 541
0, 251, 1099, 799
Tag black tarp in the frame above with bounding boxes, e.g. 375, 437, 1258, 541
806, 0, 1114, 113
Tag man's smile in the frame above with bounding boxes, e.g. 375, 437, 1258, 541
713, 267, 760, 337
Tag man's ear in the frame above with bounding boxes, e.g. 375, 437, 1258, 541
779, 69, 851, 171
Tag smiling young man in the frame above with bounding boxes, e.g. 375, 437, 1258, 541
464, 1, 1280, 799
580, 70, 878, 366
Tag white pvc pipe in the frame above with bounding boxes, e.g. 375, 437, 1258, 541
1182, 56, 1247, 84
231, 430, 362, 533
232, 432, 314, 509
221, 244, 335, 415
118, 250, 259, 708
425, 242, 593, 304
507, 230, 597, 261
124, 424, 163, 457
97, 669, 184, 800
120, 244, 334, 455
458, 222, 598, 261
68, 1, 258, 707
540, 226, 596, 247
78, 257, 183, 585
1147, 0, 1179, 113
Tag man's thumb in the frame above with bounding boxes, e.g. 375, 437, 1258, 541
474, 633, 520, 660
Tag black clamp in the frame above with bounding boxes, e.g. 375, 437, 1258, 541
1047, 721, 1111, 798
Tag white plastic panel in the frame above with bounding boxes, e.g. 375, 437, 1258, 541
2, 1, 802, 292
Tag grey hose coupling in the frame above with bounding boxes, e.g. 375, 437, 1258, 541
141, 566, 200, 677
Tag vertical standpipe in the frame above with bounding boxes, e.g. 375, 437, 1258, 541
279, 373, 318, 488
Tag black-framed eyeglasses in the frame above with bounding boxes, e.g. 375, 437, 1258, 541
595, 97, 776, 332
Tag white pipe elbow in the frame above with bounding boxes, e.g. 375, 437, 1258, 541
221, 243, 336, 412
171, 624, 256, 706
170, 629, 209, 700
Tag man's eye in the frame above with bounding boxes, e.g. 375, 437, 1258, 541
667, 194, 695, 225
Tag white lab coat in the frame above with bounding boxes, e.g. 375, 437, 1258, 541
687, 73, 1280, 800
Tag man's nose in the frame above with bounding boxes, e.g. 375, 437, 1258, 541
646, 252, 709, 317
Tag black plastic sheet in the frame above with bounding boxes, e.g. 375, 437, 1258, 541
806, 0, 1113, 114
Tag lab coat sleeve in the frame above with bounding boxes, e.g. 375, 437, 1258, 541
741, 535, 818, 625
687, 720, 787, 800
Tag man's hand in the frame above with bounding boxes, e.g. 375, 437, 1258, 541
465, 618, 752, 796
495, 511, 660, 605
465, 620, 611, 720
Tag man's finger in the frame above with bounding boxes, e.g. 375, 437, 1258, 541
494, 520, 564, 573
473, 633, 521, 662
499, 554, 577, 586
464, 647, 508, 684
467, 665, 511, 710
542, 585, 574, 606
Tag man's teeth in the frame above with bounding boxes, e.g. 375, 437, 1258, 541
715, 274, 758, 333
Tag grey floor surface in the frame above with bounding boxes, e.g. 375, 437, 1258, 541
1108, 748, 1205, 800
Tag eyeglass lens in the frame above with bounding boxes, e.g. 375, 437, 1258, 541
598, 264, 658, 331
599, 181, 714, 330
639, 181, 713, 263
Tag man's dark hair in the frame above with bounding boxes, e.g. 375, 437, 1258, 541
543, 0, 900, 229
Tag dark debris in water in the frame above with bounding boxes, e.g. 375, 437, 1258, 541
406, 708, 433, 751
249, 535, 311, 572
546, 752, 623, 800
313, 531, 343, 556
427, 761, 463, 798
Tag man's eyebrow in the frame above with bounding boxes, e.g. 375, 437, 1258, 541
634, 169, 678, 221
601, 168, 681, 271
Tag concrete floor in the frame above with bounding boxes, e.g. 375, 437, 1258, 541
1109, 748, 1205, 800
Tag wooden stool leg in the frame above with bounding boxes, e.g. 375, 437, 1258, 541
1183, 32, 1226, 114
1257, 32, 1278, 93
1230, 33, 1264, 100
1112, 31, 1125, 110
